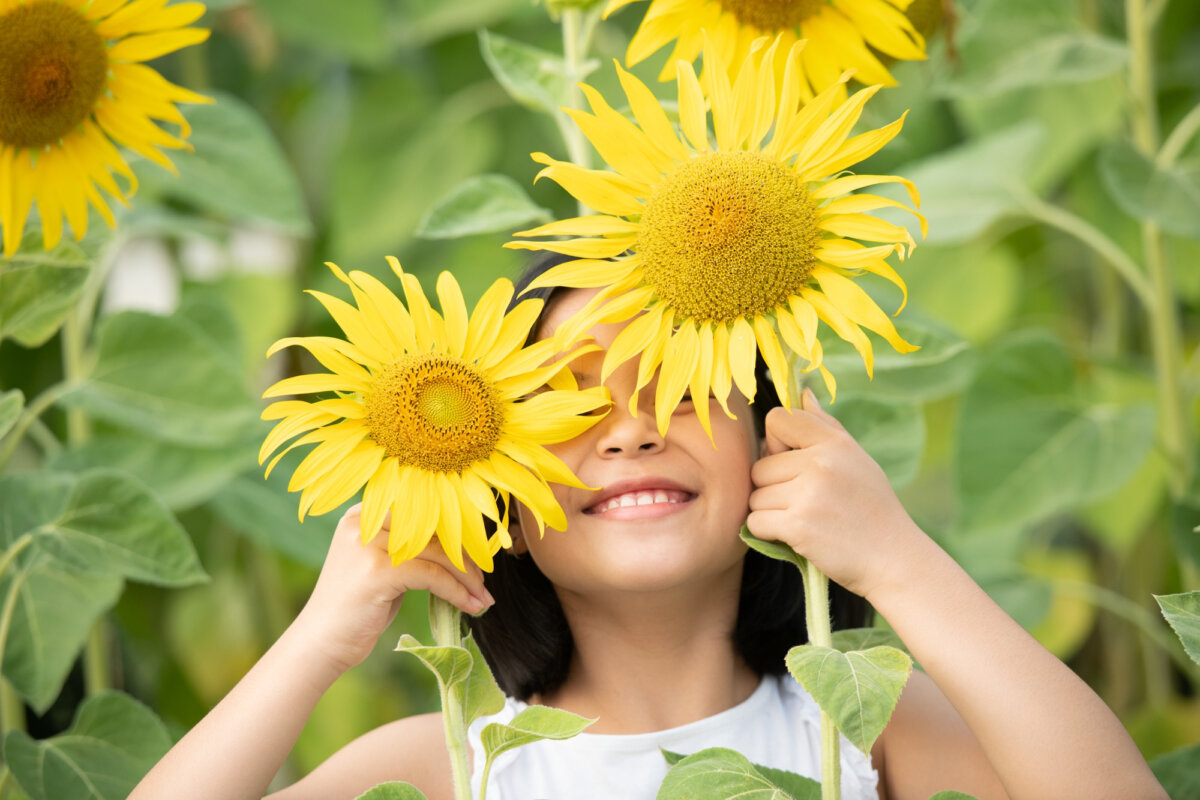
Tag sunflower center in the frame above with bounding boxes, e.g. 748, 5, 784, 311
0, 1, 108, 149
718, 0, 824, 30
638, 151, 821, 324
364, 353, 503, 473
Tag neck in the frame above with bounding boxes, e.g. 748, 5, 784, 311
538, 566, 760, 734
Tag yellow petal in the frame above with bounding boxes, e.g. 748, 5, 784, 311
803, 287, 875, 376
464, 278, 514, 360
108, 27, 210, 62
655, 324, 699, 437
710, 323, 734, 418
262, 372, 373, 398
526, 154, 645, 217
616, 61, 689, 161
523, 257, 636, 291
360, 457, 399, 542
812, 266, 917, 354
728, 316, 758, 403
435, 474, 466, 571
436, 271, 469, 358
753, 315, 791, 410
514, 215, 640, 238
690, 321, 715, 441
676, 61, 710, 153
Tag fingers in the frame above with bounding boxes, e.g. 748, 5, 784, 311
391, 557, 494, 616
744, 508, 809, 555
748, 481, 799, 511
763, 389, 843, 456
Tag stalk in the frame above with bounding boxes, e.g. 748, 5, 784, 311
802, 559, 840, 800
556, 6, 600, 215
430, 596, 473, 800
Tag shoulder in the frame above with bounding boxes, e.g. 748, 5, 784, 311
873, 670, 1007, 800
267, 712, 453, 800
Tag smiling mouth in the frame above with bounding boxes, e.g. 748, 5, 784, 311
584, 489, 695, 515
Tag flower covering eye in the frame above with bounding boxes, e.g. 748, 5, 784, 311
506, 38, 925, 440
260, 258, 610, 572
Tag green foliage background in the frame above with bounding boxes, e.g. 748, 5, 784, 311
0, 0, 1198, 796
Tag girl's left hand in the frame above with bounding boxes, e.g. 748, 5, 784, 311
746, 388, 926, 601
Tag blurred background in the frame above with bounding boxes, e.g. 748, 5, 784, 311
0, 0, 1198, 795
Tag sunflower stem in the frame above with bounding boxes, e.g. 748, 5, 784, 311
430, 595, 474, 800
1126, 0, 1193, 498
558, 6, 594, 214
0, 383, 72, 471
1157, 99, 1200, 168
801, 558, 840, 800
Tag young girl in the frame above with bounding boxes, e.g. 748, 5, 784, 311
131, 258, 1166, 800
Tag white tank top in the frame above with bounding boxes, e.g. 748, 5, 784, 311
467, 674, 879, 799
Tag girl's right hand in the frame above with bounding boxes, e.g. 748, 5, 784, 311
292, 504, 496, 678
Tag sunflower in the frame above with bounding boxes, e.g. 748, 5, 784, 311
260, 259, 610, 573
606, 0, 925, 94
506, 39, 925, 438
0, 0, 211, 258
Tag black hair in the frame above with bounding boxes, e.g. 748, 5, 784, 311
467, 253, 872, 700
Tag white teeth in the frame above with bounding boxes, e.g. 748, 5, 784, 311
636, 493, 654, 506
654, 491, 668, 504
618, 495, 637, 508
593, 490, 688, 513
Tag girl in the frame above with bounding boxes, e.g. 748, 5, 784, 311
131, 258, 1165, 800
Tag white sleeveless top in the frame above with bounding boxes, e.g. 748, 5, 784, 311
467, 674, 879, 799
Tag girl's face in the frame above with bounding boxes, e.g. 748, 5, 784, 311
516, 288, 759, 597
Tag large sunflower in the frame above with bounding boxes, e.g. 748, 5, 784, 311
607, 0, 925, 93
506, 39, 925, 438
0, 0, 211, 257
260, 258, 609, 573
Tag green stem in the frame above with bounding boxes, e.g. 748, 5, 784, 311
0, 569, 28, 746
83, 622, 112, 696
1157, 99, 1200, 167
1126, 0, 1194, 498
0, 682, 23, 740
0, 764, 12, 800
430, 595, 473, 800
802, 559, 840, 800
557, 7, 595, 214
1017, 191, 1154, 309
0, 383, 72, 471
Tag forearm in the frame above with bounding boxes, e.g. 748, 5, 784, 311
870, 529, 1165, 800
130, 618, 341, 800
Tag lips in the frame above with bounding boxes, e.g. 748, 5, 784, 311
583, 477, 696, 515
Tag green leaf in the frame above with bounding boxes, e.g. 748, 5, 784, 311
955, 332, 1157, 532
899, 243, 1020, 344
395, 635, 473, 691
879, 123, 1043, 245
417, 174, 551, 239
0, 553, 122, 712
1150, 742, 1200, 800
254, 0, 389, 65
656, 747, 817, 800
0, 469, 205, 587
4, 691, 173, 800
929, 793, 981, 800
830, 627, 907, 655
480, 705, 595, 763
462, 633, 506, 726
58, 308, 258, 446
49, 433, 252, 511
942, 31, 1127, 97
0, 258, 89, 348
785, 644, 913, 754
354, 783, 429, 800
0, 389, 23, 440
1099, 140, 1200, 239
807, 316, 975, 402
739, 527, 805, 571
825, 397, 924, 488
137, 92, 311, 235
1156, 592, 1200, 667
478, 30, 579, 113
209, 469, 335, 568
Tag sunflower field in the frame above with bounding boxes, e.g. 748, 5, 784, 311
0, 0, 1198, 797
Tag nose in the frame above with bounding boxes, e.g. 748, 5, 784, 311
593, 364, 665, 458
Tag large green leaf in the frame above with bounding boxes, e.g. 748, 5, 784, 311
209, 470, 337, 567
825, 397, 924, 488
354, 784, 429, 800
1156, 592, 1200, 667
785, 644, 913, 755
5, 691, 172, 800
417, 174, 551, 239
462, 633, 506, 726
830, 627, 907, 655
480, 705, 595, 763
395, 635, 473, 691
478, 30, 580, 113
656, 747, 818, 800
954, 332, 1156, 533
58, 308, 258, 446
1150, 742, 1200, 800
1099, 141, 1200, 239
0, 389, 22, 440
137, 92, 311, 235
899, 242, 1020, 344
49, 433, 252, 511
807, 317, 975, 403
0, 258, 89, 348
0, 552, 122, 712
0, 470, 205, 586
254, 0, 389, 65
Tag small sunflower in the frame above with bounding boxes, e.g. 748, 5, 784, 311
260, 258, 610, 572
606, 0, 925, 93
506, 39, 925, 438
0, 0, 211, 258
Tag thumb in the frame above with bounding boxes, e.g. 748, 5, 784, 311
763, 402, 830, 455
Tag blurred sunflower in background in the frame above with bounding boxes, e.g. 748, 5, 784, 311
507, 39, 924, 438
606, 0, 926, 93
260, 259, 610, 572
0, 0, 211, 257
